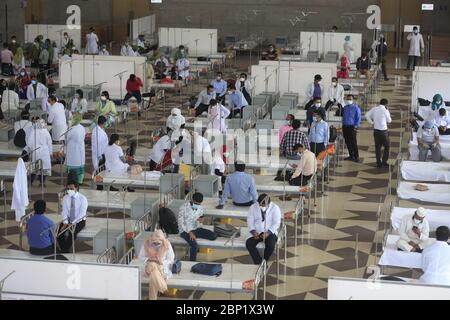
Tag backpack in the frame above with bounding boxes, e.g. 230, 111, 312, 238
158, 207, 179, 235
171, 260, 182, 274
329, 126, 338, 143
191, 263, 223, 277
14, 128, 27, 148
214, 224, 240, 238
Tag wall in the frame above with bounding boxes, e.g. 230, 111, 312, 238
0, 0, 27, 43
152, 0, 378, 50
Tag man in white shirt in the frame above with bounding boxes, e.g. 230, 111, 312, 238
366, 98, 392, 168
175, 57, 190, 82
421, 226, 450, 286
86, 27, 99, 55
289, 144, 316, 187
57, 181, 88, 253
47, 95, 68, 142
246, 194, 281, 265
396, 207, 433, 253
417, 121, 441, 162
435, 108, 450, 135
91, 116, 108, 171
325, 77, 345, 113
149, 130, 171, 171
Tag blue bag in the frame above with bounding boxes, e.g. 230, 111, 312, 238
171, 260, 182, 274
190, 263, 223, 277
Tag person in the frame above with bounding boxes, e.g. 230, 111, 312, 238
12, 47, 25, 75
343, 35, 355, 63
396, 207, 433, 253
56, 181, 87, 253
280, 119, 310, 160
431, 94, 446, 111
96, 91, 118, 127
289, 144, 316, 186
86, 27, 99, 55
16, 68, 31, 99
227, 84, 249, 118
70, 89, 88, 114
435, 108, 450, 135
176, 131, 212, 170
246, 194, 281, 265
38, 43, 50, 73
47, 95, 68, 143
304, 75, 323, 111
136, 35, 147, 54
26, 75, 48, 111
65, 116, 86, 185
211, 152, 226, 189
236, 73, 253, 105
26, 118, 53, 186
342, 95, 362, 162
1, 43, 13, 76
207, 99, 230, 134
264, 44, 278, 61
420, 226, 450, 286
121, 41, 136, 57
331, 26, 338, 33
376, 35, 389, 81
124, 74, 144, 104
154, 53, 170, 79
146, 58, 154, 92
26, 200, 55, 256
356, 52, 371, 79
366, 99, 392, 168
104, 134, 129, 174
99, 45, 110, 56
337, 55, 350, 79
51, 42, 60, 68
193, 85, 216, 117
30, 37, 41, 69
309, 109, 329, 156
149, 129, 171, 171
45, 39, 54, 68
417, 120, 441, 162
174, 45, 187, 62
406, 26, 425, 71
138, 230, 175, 300
179, 192, 217, 261
0, 81, 19, 116
306, 98, 325, 128
326, 77, 345, 113
63, 32, 75, 53
9, 35, 19, 55
175, 56, 190, 82
278, 114, 294, 144
166, 108, 186, 133
14, 111, 33, 136
211, 72, 227, 103
91, 115, 108, 172
217, 162, 258, 209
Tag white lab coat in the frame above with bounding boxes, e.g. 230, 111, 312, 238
11, 158, 29, 222
149, 135, 171, 163
176, 58, 190, 79
246, 202, 281, 239
344, 41, 355, 63
47, 102, 68, 142
91, 125, 108, 170
26, 83, 48, 111
121, 45, 136, 57
421, 241, 450, 286
327, 84, 345, 105
26, 127, 53, 171
407, 33, 425, 57
71, 98, 88, 114
305, 82, 324, 103
207, 104, 230, 134
236, 80, 253, 95
210, 155, 225, 176
99, 49, 110, 56
65, 124, 86, 167
0, 89, 19, 111
105, 143, 129, 174
86, 32, 99, 54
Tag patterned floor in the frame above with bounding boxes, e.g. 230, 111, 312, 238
0, 58, 416, 300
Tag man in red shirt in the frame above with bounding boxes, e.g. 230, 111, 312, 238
124, 74, 143, 104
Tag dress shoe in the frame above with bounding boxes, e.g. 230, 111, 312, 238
344, 157, 354, 161
381, 162, 389, 168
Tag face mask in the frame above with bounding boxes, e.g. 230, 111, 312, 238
31, 80, 37, 85
180, 49, 185, 53
240, 78, 245, 82
315, 103, 321, 108
228, 91, 233, 95
20, 72, 25, 76
12, 40, 16, 44
101, 96, 107, 101
260, 206, 267, 211
414, 218, 422, 224
192, 203, 200, 210
346, 100, 353, 105
414, 31, 418, 35
332, 82, 337, 87
437, 100, 443, 105
75, 94, 80, 99
67, 189, 76, 197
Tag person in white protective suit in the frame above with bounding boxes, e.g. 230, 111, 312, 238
406, 26, 425, 71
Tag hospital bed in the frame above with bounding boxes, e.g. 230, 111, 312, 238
0, 142, 24, 158
417, 106, 450, 121
379, 234, 431, 269
400, 160, 450, 183
397, 181, 450, 205
391, 207, 450, 232
130, 259, 267, 299
93, 168, 162, 189
0, 160, 43, 180
410, 132, 450, 144
408, 138, 450, 161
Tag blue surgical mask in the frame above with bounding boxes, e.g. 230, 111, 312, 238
192, 203, 201, 210
31, 80, 37, 85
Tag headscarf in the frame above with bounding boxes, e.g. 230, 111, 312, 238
13, 47, 24, 65
72, 113, 82, 126
423, 120, 434, 130
432, 94, 445, 111
144, 230, 169, 265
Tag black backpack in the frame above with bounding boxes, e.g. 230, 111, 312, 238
191, 263, 223, 277
329, 126, 338, 143
158, 207, 179, 235
14, 127, 27, 148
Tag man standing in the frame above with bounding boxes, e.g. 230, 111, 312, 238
406, 26, 425, 71
376, 35, 389, 81
342, 94, 362, 162
421, 226, 450, 286
366, 99, 392, 168
309, 109, 329, 156
1, 43, 14, 76
86, 27, 99, 55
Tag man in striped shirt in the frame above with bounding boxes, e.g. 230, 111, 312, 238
280, 119, 310, 160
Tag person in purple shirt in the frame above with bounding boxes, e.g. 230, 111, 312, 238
1, 42, 14, 76
342, 94, 362, 162
26, 200, 55, 256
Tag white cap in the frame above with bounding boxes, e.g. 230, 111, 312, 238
416, 207, 426, 218
171, 108, 181, 116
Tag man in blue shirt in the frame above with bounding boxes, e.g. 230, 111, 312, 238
216, 162, 258, 209
342, 94, 362, 162
227, 84, 249, 118
309, 109, 329, 156
211, 72, 227, 103
26, 200, 55, 256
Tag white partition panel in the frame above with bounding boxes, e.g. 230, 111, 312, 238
159, 27, 218, 57
252, 61, 336, 103
130, 15, 156, 40
412, 67, 450, 112
0, 257, 140, 300
25, 24, 81, 50
59, 55, 147, 99
300, 32, 362, 60
328, 277, 450, 300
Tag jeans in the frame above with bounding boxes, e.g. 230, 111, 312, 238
289, 174, 312, 187
418, 143, 441, 162
246, 233, 278, 265
180, 228, 217, 261
374, 130, 390, 165
407, 55, 420, 70
343, 125, 359, 160
124, 90, 142, 103
310, 142, 326, 156
232, 201, 255, 207
194, 103, 209, 117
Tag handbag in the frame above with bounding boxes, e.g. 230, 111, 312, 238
214, 224, 240, 238
171, 260, 182, 274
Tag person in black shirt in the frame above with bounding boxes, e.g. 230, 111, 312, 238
376, 36, 389, 81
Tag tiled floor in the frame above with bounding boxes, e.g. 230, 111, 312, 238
0, 59, 415, 300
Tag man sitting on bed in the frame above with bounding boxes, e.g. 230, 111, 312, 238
417, 121, 441, 162
396, 207, 433, 253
